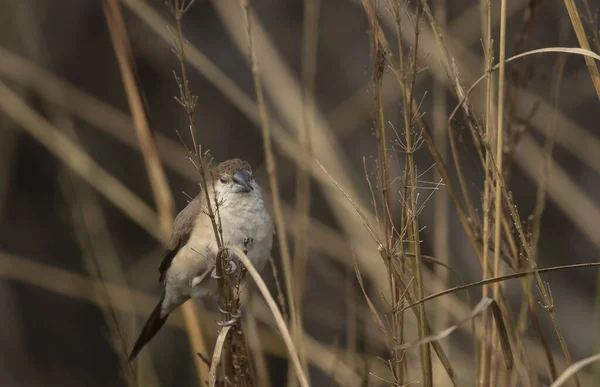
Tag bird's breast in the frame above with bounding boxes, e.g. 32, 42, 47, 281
220, 195, 273, 271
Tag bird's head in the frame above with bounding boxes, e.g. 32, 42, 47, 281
212, 158, 258, 198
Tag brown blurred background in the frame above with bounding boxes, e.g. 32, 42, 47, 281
1, 0, 599, 386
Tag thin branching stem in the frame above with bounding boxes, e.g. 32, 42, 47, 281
170, 1, 254, 384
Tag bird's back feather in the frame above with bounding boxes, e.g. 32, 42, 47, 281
158, 195, 204, 282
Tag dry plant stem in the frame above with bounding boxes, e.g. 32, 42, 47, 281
269, 255, 288, 320
289, 0, 320, 384
229, 247, 310, 387
170, 1, 253, 384
239, 0, 299, 358
171, 0, 221, 246
562, 4, 600, 382
377, 70, 400, 382
479, 0, 493, 384
395, 0, 411, 370
488, 0, 508, 385
419, 0, 481, 228
368, 1, 399, 382
245, 292, 272, 387
404, 262, 600, 310
563, 0, 600, 101
432, 0, 450, 346
399, 6, 433, 386
393, 3, 409, 381
209, 325, 233, 387
520, 43, 568, 386
102, 0, 175, 236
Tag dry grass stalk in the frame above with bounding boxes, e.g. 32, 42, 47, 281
289, 0, 320, 383
102, 0, 175, 236
479, 0, 494, 383
396, 4, 433, 386
432, 0, 450, 349
488, 0, 508, 384
244, 292, 271, 387
237, 0, 301, 383
228, 246, 310, 387
209, 325, 233, 387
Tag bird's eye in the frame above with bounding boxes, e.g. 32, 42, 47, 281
219, 176, 228, 183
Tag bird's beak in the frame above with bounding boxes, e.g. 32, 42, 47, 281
232, 170, 253, 193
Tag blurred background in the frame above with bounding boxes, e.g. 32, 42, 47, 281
1, 0, 599, 386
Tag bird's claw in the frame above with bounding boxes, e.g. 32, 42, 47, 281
210, 259, 238, 279
217, 307, 244, 326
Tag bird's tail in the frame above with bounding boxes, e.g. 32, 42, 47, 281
128, 297, 169, 362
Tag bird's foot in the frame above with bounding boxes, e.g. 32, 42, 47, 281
217, 307, 245, 326
210, 259, 238, 279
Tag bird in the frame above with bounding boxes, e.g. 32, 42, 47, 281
128, 158, 274, 361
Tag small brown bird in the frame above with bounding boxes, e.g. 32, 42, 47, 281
128, 159, 274, 361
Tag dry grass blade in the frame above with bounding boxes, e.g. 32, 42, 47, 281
432, 0, 450, 343
228, 246, 309, 387
245, 293, 271, 387
0, 80, 166, 243
102, 0, 175, 235
209, 325, 233, 387
354, 259, 389, 346
239, 0, 297, 337
449, 47, 600, 122
550, 354, 600, 387
489, 297, 513, 370
396, 298, 513, 370
290, 0, 320, 382
403, 262, 600, 309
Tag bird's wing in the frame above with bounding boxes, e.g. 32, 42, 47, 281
158, 194, 204, 282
